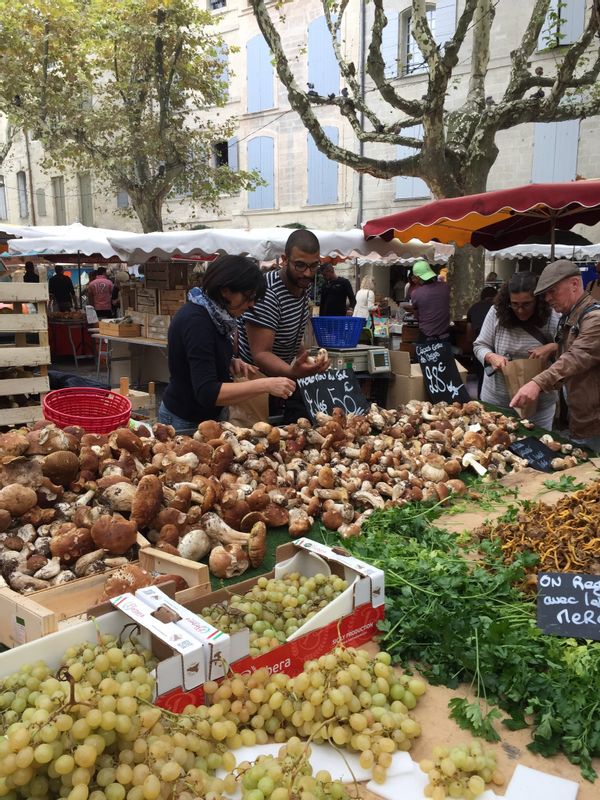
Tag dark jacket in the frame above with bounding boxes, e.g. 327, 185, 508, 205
319, 277, 356, 316
161, 302, 233, 423
533, 293, 600, 439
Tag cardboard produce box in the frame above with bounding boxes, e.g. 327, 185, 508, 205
385, 349, 468, 409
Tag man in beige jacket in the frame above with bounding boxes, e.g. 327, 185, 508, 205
511, 260, 600, 452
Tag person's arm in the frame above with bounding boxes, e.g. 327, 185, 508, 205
68, 278, 76, 300
472, 308, 507, 370
531, 313, 600, 392
318, 284, 328, 316
244, 323, 323, 379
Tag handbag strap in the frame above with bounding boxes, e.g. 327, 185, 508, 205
515, 319, 552, 346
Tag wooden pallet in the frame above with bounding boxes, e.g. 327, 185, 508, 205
0, 538, 210, 647
0, 277, 50, 426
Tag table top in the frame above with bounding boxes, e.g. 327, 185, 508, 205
49, 317, 88, 326
91, 333, 167, 349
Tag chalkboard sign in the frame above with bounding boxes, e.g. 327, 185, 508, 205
508, 436, 556, 472
297, 367, 368, 422
415, 341, 470, 404
537, 571, 600, 640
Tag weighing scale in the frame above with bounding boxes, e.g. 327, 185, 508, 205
313, 344, 391, 374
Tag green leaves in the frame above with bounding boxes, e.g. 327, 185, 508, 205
542, 475, 586, 493
448, 699, 502, 742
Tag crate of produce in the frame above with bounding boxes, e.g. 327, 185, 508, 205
146, 313, 171, 341
311, 315, 366, 348
0, 538, 210, 646
158, 289, 187, 316
0, 278, 50, 426
98, 320, 142, 337
144, 262, 190, 290
135, 286, 158, 313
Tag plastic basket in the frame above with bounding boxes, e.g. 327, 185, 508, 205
43, 388, 132, 434
311, 316, 367, 349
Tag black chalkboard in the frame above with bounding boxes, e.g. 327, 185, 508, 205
297, 367, 368, 422
537, 571, 600, 640
508, 436, 555, 472
415, 341, 470, 404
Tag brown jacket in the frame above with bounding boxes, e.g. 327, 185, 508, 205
533, 293, 600, 439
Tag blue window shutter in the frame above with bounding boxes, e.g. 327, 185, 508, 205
247, 35, 274, 113
434, 0, 456, 48
394, 126, 430, 200
382, 10, 399, 79
228, 137, 239, 172
561, 0, 585, 45
247, 136, 275, 209
532, 120, 579, 182
308, 16, 339, 96
307, 127, 339, 205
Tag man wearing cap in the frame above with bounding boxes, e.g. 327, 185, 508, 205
511, 259, 600, 451
404, 260, 450, 343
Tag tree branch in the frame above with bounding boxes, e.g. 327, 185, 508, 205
504, 0, 551, 101
466, 0, 494, 108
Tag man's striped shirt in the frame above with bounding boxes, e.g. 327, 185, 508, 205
238, 270, 309, 365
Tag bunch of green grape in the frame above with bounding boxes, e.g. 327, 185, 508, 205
420, 741, 505, 800
194, 646, 426, 785
199, 572, 348, 656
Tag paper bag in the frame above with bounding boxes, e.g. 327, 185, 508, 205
227, 371, 270, 428
501, 358, 545, 420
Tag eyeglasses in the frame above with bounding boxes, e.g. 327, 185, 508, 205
510, 300, 535, 310
290, 260, 320, 274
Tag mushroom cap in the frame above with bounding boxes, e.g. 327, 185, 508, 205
247, 521, 267, 568
130, 475, 164, 528
91, 514, 138, 555
0, 483, 38, 516
209, 543, 249, 578
42, 451, 80, 487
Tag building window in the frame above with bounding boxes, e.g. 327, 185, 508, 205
17, 171, 28, 218
532, 120, 579, 183
247, 136, 275, 210
246, 35, 274, 113
307, 127, 339, 205
402, 5, 436, 75
308, 16, 340, 96
209, 0, 226, 9
538, 0, 585, 50
51, 176, 67, 225
36, 188, 47, 217
117, 191, 130, 209
394, 125, 430, 200
0, 175, 7, 219
78, 172, 94, 226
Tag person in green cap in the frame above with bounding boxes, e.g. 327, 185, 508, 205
403, 259, 450, 343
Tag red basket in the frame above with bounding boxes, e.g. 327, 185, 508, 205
43, 388, 132, 434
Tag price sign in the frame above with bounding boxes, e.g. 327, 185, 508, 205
297, 368, 368, 422
508, 436, 555, 472
415, 341, 470, 404
537, 572, 600, 640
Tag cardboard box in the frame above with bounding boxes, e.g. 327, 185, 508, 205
136, 287, 158, 314
158, 289, 187, 316
385, 349, 468, 409
0, 542, 383, 712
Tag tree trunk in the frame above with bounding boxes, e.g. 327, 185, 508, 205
450, 245, 485, 319
129, 194, 164, 233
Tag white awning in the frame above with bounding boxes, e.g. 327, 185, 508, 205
494, 243, 600, 261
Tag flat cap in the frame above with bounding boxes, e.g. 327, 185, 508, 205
534, 259, 580, 295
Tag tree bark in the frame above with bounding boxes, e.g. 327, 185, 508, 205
129, 194, 164, 233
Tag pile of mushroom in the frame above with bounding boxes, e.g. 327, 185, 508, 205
0, 400, 586, 591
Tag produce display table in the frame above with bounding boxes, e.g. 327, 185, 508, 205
92, 332, 168, 386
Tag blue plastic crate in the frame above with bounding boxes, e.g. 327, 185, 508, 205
310, 316, 367, 348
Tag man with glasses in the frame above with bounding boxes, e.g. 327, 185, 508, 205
238, 229, 329, 423
511, 260, 600, 452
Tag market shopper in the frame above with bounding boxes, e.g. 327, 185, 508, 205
474, 271, 559, 429
319, 263, 355, 316
48, 265, 76, 312
238, 229, 329, 423
23, 261, 40, 283
467, 286, 498, 397
353, 275, 377, 322
158, 255, 295, 433
403, 259, 450, 342
510, 260, 600, 451
86, 267, 114, 319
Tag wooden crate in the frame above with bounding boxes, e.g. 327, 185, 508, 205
146, 314, 171, 341
144, 262, 190, 290
135, 287, 158, 314
0, 538, 210, 647
0, 278, 50, 426
98, 321, 142, 337
158, 289, 187, 316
